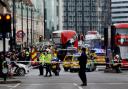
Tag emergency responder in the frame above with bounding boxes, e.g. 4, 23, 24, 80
38, 52, 45, 75
78, 47, 87, 86
25, 49, 30, 64
0, 52, 4, 77
44, 51, 52, 77
112, 54, 122, 73
2, 60, 8, 82
112, 45, 122, 73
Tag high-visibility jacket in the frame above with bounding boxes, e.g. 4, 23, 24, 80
45, 53, 52, 63
39, 53, 45, 64
112, 54, 121, 66
53, 53, 57, 57
26, 51, 30, 57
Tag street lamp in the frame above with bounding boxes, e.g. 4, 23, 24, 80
12, 0, 16, 50
26, 5, 29, 48
43, 0, 47, 40
21, 0, 24, 49
30, 6, 33, 47
90, 0, 92, 31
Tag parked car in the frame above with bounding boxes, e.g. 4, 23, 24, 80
9, 62, 30, 76
63, 54, 96, 72
63, 55, 72, 71
86, 59, 96, 72
90, 48, 106, 65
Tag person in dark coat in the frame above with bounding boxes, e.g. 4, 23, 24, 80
78, 47, 87, 86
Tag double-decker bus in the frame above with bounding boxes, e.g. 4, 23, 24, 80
111, 23, 128, 68
52, 30, 78, 49
84, 31, 103, 49
52, 30, 78, 61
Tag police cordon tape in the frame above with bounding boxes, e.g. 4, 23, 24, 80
6, 61, 128, 65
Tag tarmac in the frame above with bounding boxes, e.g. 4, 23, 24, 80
0, 77, 21, 84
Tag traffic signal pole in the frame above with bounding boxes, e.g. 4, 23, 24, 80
2, 32, 6, 60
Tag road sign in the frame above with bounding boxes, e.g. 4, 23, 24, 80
16, 30, 25, 38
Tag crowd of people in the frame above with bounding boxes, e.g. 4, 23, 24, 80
0, 45, 60, 78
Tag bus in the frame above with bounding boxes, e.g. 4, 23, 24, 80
111, 23, 128, 68
52, 30, 78, 61
84, 31, 103, 49
52, 30, 78, 49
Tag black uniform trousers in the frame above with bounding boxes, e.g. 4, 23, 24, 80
45, 63, 52, 76
78, 69, 87, 84
39, 64, 44, 75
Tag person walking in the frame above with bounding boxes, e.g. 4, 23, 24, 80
78, 47, 87, 86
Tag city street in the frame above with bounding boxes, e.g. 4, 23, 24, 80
0, 66, 128, 89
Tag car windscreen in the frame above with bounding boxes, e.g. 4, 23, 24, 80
65, 56, 72, 61
73, 56, 79, 61
96, 53, 105, 56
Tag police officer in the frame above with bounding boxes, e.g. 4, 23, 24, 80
78, 47, 87, 86
44, 51, 52, 77
112, 54, 121, 73
39, 52, 45, 75
25, 49, 30, 65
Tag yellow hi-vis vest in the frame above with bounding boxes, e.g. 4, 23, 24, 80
45, 53, 52, 63
26, 51, 30, 57
53, 53, 57, 57
39, 53, 45, 64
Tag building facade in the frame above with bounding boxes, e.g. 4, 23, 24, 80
63, 0, 111, 35
8, 0, 43, 47
111, 0, 128, 24
44, 0, 63, 39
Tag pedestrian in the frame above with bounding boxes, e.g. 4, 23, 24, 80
112, 54, 122, 73
44, 51, 52, 77
78, 47, 87, 86
0, 52, 4, 77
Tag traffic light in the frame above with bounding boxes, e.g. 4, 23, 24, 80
0, 14, 3, 33
3, 14, 11, 33
0, 14, 11, 33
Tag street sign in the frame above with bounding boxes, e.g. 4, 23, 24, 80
16, 38, 22, 45
16, 30, 25, 38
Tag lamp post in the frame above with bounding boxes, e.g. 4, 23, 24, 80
43, 0, 47, 39
90, 0, 92, 31
12, 0, 16, 50
26, 5, 29, 48
21, 0, 23, 49
31, 7, 33, 47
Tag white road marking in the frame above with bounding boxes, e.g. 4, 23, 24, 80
89, 83, 128, 85
9, 83, 21, 89
0, 82, 128, 89
73, 83, 83, 89
0, 83, 21, 89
